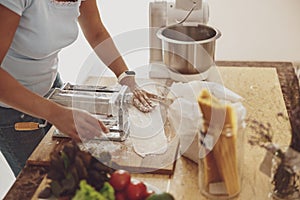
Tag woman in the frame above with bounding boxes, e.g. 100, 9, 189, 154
0, 0, 155, 176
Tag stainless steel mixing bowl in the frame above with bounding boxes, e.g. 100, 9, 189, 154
156, 24, 221, 74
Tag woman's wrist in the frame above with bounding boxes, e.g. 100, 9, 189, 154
117, 70, 136, 84
43, 101, 66, 124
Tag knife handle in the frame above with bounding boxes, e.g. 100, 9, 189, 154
15, 122, 39, 131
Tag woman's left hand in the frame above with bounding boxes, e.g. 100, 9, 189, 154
118, 74, 157, 112
132, 87, 158, 112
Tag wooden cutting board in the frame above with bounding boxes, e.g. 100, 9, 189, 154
27, 77, 179, 175
27, 123, 179, 175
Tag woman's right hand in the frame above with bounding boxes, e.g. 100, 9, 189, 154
49, 106, 109, 142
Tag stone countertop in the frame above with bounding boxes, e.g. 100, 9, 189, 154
3, 61, 299, 200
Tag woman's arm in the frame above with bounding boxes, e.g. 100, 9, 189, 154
0, 5, 107, 141
78, 0, 128, 78
78, 1, 157, 112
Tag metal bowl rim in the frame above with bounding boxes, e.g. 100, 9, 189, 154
156, 24, 221, 45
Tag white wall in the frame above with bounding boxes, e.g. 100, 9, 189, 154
208, 0, 300, 62
59, 0, 300, 82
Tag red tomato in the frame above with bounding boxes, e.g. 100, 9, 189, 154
126, 181, 147, 200
109, 170, 131, 192
115, 192, 127, 200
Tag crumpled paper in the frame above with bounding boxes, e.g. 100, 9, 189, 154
167, 81, 246, 163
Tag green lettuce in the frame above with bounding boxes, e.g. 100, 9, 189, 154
99, 182, 115, 200
72, 180, 115, 200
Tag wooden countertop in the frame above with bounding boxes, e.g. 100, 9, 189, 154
4, 61, 300, 200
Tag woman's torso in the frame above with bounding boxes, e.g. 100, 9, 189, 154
1, 0, 81, 107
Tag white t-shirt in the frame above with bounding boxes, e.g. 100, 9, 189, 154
0, 0, 81, 106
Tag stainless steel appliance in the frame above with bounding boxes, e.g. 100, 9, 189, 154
49, 83, 131, 141
149, 0, 221, 82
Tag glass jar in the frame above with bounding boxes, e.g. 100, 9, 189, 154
198, 123, 244, 200
269, 148, 300, 200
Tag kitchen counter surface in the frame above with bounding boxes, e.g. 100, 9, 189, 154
3, 61, 299, 200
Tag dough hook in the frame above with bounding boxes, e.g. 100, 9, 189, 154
175, 3, 197, 24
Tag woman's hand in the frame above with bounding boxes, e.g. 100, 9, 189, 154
132, 88, 158, 112
50, 106, 109, 142
118, 74, 158, 113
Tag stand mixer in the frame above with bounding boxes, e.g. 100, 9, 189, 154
149, 0, 220, 82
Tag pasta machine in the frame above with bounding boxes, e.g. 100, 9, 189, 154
49, 83, 131, 141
